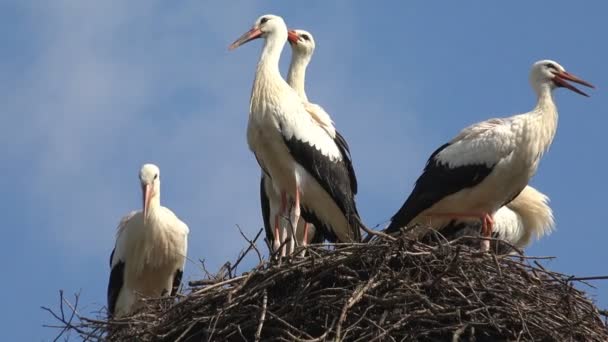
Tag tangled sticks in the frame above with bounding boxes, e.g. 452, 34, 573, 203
45, 232, 608, 341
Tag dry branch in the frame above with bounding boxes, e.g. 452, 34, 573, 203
44, 230, 608, 341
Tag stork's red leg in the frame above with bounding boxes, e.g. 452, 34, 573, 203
298, 222, 310, 258
279, 191, 288, 257
426, 211, 494, 252
289, 186, 301, 255
303, 222, 309, 247
480, 213, 494, 252
273, 214, 281, 255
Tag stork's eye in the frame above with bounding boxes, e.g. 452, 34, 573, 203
301, 34, 310, 41
545, 63, 557, 70
154, 174, 158, 180
260, 17, 269, 24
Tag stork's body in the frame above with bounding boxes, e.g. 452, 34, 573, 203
107, 164, 189, 317
260, 29, 349, 256
231, 15, 361, 254
386, 60, 592, 251
437, 185, 555, 253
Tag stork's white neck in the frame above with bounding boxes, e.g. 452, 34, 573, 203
534, 84, 556, 112
145, 190, 161, 219
255, 30, 287, 84
251, 30, 292, 115
527, 84, 558, 160
534, 85, 557, 123
287, 51, 311, 102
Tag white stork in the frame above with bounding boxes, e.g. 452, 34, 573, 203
260, 29, 350, 256
436, 185, 555, 253
107, 164, 189, 317
230, 15, 362, 253
386, 60, 593, 251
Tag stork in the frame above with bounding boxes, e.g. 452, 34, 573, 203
230, 15, 362, 254
435, 185, 554, 254
107, 164, 189, 317
386, 60, 593, 251
260, 29, 352, 256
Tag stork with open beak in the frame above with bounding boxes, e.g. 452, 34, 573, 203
107, 164, 189, 317
231, 15, 362, 258
386, 60, 593, 252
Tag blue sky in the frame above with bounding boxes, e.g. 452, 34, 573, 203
1, 1, 606, 340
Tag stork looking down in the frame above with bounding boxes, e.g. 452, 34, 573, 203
260, 29, 354, 256
231, 15, 362, 252
434, 185, 555, 254
107, 164, 189, 317
386, 60, 593, 251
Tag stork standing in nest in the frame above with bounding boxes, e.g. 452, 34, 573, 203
386, 60, 593, 251
231, 15, 362, 257
261, 29, 357, 256
436, 185, 555, 254
107, 164, 189, 317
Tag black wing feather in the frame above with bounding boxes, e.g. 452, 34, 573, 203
107, 254, 125, 317
386, 143, 494, 233
109, 248, 114, 267
171, 269, 183, 296
301, 208, 335, 243
334, 130, 358, 195
283, 133, 361, 242
308, 224, 325, 244
260, 175, 274, 249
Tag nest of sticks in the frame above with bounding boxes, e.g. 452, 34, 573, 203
44, 228, 608, 341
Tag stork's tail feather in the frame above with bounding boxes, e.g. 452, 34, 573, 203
350, 214, 365, 242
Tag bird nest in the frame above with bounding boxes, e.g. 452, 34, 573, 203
44, 229, 608, 341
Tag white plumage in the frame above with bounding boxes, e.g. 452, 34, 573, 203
261, 29, 336, 256
439, 185, 555, 253
231, 14, 361, 253
286, 30, 336, 138
107, 164, 189, 317
387, 60, 593, 251
493, 186, 555, 250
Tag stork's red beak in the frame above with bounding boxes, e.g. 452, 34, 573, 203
143, 184, 152, 219
287, 30, 299, 45
229, 27, 263, 50
553, 71, 595, 97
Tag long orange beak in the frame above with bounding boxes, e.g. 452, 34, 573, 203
287, 30, 299, 45
229, 27, 262, 50
142, 184, 152, 219
554, 71, 595, 97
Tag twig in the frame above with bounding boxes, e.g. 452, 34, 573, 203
42, 228, 608, 342
568, 275, 608, 282
231, 226, 264, 275
254, 290, 268, 342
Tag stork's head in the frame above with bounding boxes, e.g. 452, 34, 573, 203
139, 163, 160, 218
530, 60, 594, 97
229, 14, 298, 50
287, 29, 316, 56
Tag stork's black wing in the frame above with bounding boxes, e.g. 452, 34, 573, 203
283, 133, 361, 242
107, 249, 124, 317
386, 143, 494, 233
260, 175, 273, 247
171, 269, 183, 296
